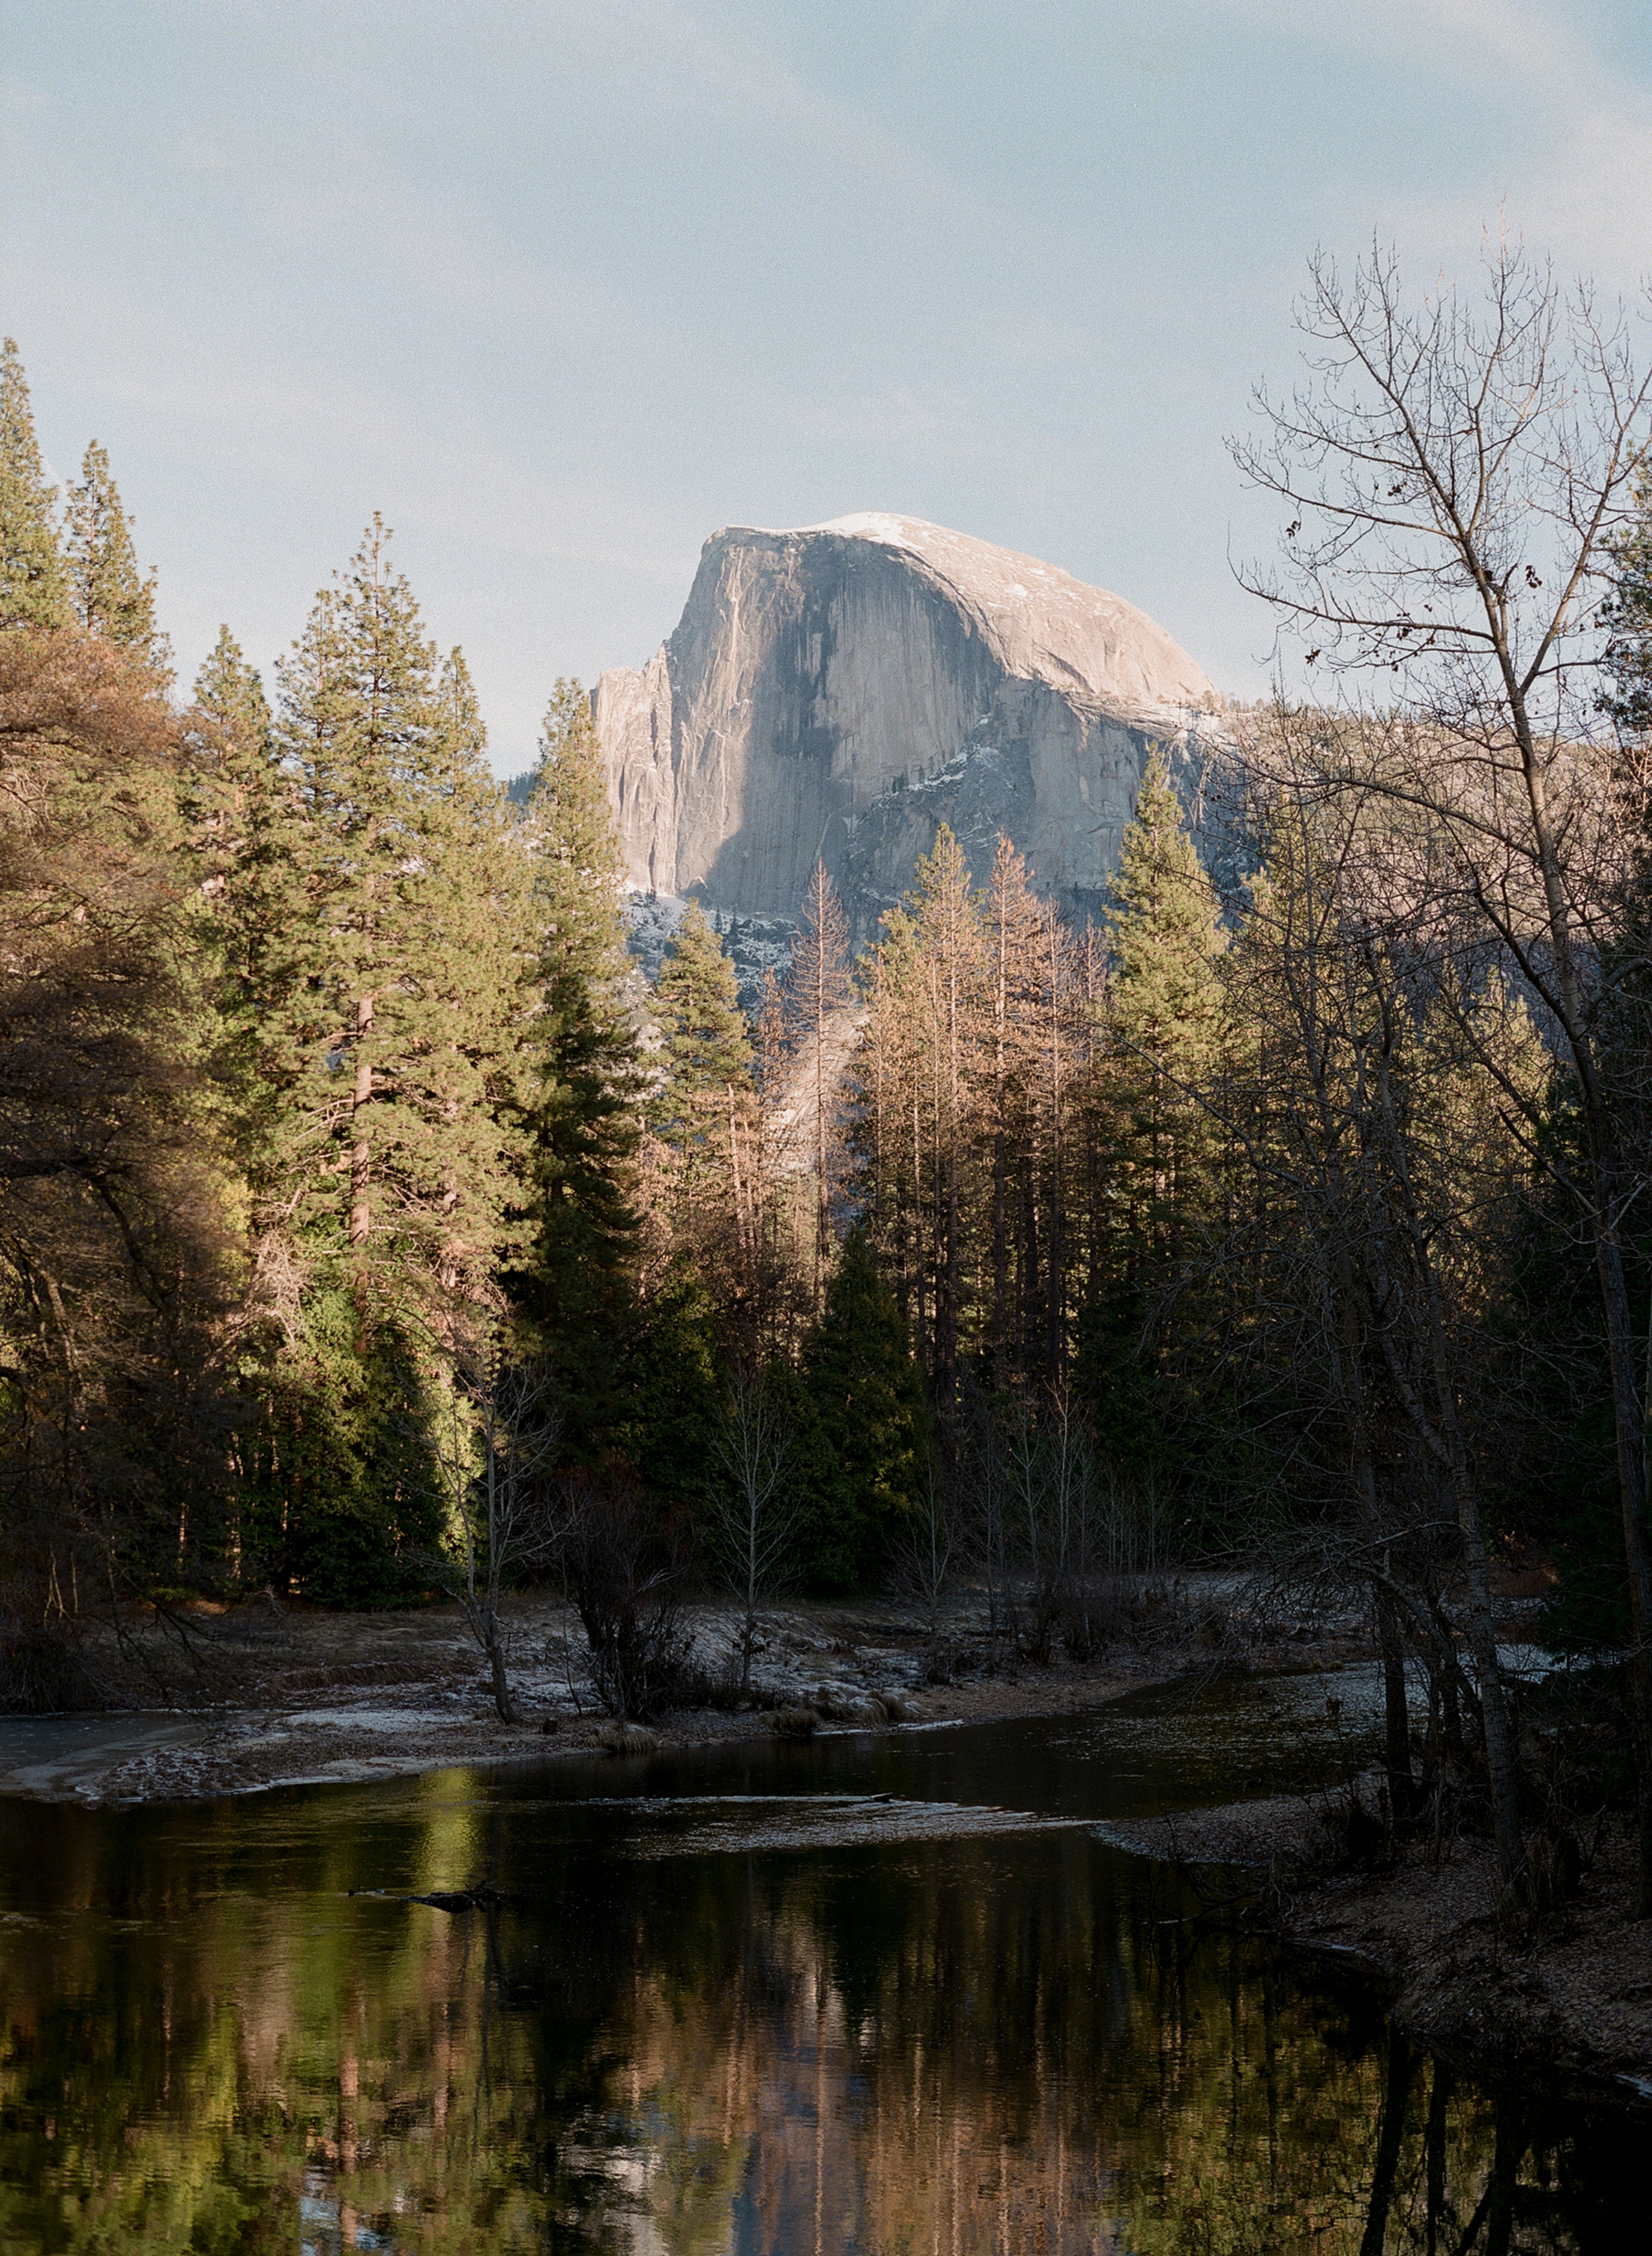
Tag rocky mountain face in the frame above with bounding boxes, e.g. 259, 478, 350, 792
595, 513, 1222, 938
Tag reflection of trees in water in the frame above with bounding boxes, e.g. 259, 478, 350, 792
0, 1800, 1623, 2253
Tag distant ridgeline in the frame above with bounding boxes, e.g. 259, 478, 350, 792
593, 514, 1227, 945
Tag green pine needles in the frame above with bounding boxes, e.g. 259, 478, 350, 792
0, 337, 70, 630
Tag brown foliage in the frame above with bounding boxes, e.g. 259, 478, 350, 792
0, 627, 239, 1660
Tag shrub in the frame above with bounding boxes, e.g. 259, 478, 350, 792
763, 1704, 820, 1739
0, 1616, 101, 1714
561, 1463, 695, 1719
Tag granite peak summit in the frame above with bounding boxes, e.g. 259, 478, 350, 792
595, 514, 1221, 934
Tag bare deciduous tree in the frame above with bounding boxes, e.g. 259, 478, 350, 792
787, 861, 853, 1309
1233, 235, 1652, 1908
704, 1365, 797, 1696
560, 1466, 695, 1720
427, 1322, 564, 1724
892, 1445, 958, 1663
1218, 737, 1538, 1890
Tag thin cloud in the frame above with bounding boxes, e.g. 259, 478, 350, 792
1215, 0, 1652, 282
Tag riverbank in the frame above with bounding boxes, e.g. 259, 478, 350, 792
1105, 1786, 1652, 2102
0, 1585, 1269, 1805
8, 1587, 1644, 2111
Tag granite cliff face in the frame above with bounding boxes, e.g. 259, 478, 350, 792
595, 514, 1220, 934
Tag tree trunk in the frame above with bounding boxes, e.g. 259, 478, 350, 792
1448, 1467, 1528, 1901
1328, 1230, 1418, 1825
485, 1613, 520, 1725
348, 991, 374, 1245
1375, 1584, 1416, 1815
1511, 704, 1652, 1912
1358, 2032, 1413, 2256
1582, 1132, 1652, 1914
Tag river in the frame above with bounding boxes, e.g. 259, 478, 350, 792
0, 1669, 1636, 2251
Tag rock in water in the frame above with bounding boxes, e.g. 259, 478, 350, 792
595, 513, 1222, 935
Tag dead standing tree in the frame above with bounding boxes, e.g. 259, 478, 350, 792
787, 861, 853, 1311
426, 1324, 564, 1725
1232, 236, 1652, 1910
704, 1364, 797, 1696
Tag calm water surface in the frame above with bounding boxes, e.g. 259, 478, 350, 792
0, 1672, 1638, 2252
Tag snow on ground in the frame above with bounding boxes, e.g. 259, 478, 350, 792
624, 890, 797, 1014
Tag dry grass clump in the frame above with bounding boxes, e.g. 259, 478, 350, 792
595, 1721, 660, 1758
808, 1687, 914, 1727
763, 1704, 820, 1740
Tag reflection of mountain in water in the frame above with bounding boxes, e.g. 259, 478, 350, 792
0, 1765, 1628, 2254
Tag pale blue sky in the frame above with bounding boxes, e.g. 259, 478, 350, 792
3, 0, 1649, 770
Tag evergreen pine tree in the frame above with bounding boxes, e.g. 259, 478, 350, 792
229, 525, 532, 1597
1099, 746, 1226, 1258
271, 520, 528, 1291
273, 520, 434, 1267
653, 898, 752, 1148
648, 898, 760, 1347
614, 1257, 725, 1511
518, 677, 642, 1444
1603, 472, 1652, 740
1082, 745, 1227, 1460
802, 1226, 930, 1587
532, 677, 626, 933
240, 525, 533, 1599
187, 624, 286, 975
195, 622, 271, 750
64, 441, 168, 668
0, 338, 69, 630
409, 645, 535, 1296
183, 626, 301, 1185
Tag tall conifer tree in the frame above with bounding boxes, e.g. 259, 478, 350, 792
0, 339, 68, 630
654, 900, 752, 1144
1083, 745, 1227, 1459
650, 899, 758, 1338
518, 677, 642, 1438
1099, 746, 1226, 1271
802, 1227, 929, 1587
271, 518, 527, 1292
64, 441, 167, 668
411, 645, 534, 1296
184, 626, 301, 1185
240, 527, 532, 1597
187, 625, 289, 989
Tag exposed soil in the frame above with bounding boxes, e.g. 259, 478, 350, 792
1106, 1784, 1652, 2104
